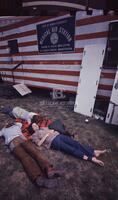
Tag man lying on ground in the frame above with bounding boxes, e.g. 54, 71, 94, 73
1, 106, 72, 136
1, 106, 38, 124
0, 121, 63, 189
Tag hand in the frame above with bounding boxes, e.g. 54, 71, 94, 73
32, 123, 39, 131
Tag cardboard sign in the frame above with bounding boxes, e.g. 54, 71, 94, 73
13, 83, 32, 96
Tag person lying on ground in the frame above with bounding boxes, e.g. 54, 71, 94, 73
31, 124, 107, 167
0, 121, 63, 189
2, 106, 72, 137
1, 106, 38, 124
29, 115, 73, 137
1, 106, 55, 128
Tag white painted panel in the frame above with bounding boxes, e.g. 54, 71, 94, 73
97, 89, 111, 97
18, 14, 70, 32
15, 53, 83, 61
110, 106, 118, 125
76, 10, 103, 20
105, 103, 118, 125
109, 70, 118, 104
4, 71, 79, 82
74, 44, 105, 117
6, 78, 77, 91
99, 78, 115, 85
76, 22, 109, 35
2, 28, 20, 37
101, 69, 117, 73
0, 41, 8, 46
18, 35, 37, 43
2, 14, 70, 35
22, 64, 81, 71
0, 64, 81, 71
0, 49, 9, 54
75, 38, 107, 48
19, 46, 38, 52
0, 65, 13, 69
0, 57, 11, 61
105, 69, 118, 125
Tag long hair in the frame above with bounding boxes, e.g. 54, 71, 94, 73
31, 115, 44, 125
28, 115, 44, 135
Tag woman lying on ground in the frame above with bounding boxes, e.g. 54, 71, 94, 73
30, 123, 107, 167
0, 121, 63, 189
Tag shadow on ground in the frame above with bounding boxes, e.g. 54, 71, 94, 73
0, 83, 118, 200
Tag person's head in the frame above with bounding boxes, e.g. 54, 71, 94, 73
28, 115, 43, 135
31, 115, 43, 124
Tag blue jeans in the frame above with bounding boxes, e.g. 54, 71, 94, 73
2, 106, 14, 118
51, 135, 94, 160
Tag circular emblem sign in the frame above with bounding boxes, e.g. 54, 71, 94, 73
50, 32, 59, 45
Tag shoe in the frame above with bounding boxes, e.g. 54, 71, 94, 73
36, 177, 58, 189
47, 169, 65, 179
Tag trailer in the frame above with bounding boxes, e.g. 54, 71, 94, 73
0, 10, 118, 125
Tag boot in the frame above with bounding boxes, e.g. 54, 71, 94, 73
36, 176, 58, 189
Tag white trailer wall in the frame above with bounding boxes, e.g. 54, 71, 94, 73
0, 10, 118, 99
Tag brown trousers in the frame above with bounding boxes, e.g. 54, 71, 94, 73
10, 138, 52, 182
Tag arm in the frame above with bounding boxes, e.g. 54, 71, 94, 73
32, 123, 39, 131
37, 133, 49, 147
32, 129, 49, 147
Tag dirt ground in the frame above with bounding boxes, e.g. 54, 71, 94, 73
0, 82, 118, 200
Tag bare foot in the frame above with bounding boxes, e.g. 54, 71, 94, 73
94, 149, 107, 157
92, 157, 104, 166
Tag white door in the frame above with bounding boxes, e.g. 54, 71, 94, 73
74, 44, 105, 117
105, 69, 118, 125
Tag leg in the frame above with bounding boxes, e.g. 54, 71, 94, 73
51, 135, 85, 159
13, 145, 59, 188
94, 149, 107, 157
57, 135, 94, 158
51, 136, 104, 166
21, 140, 54, 175
1, 106, 14, 117
12, 144, 42, 182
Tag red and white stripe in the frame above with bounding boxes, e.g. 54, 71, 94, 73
0, 10, 118, 97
